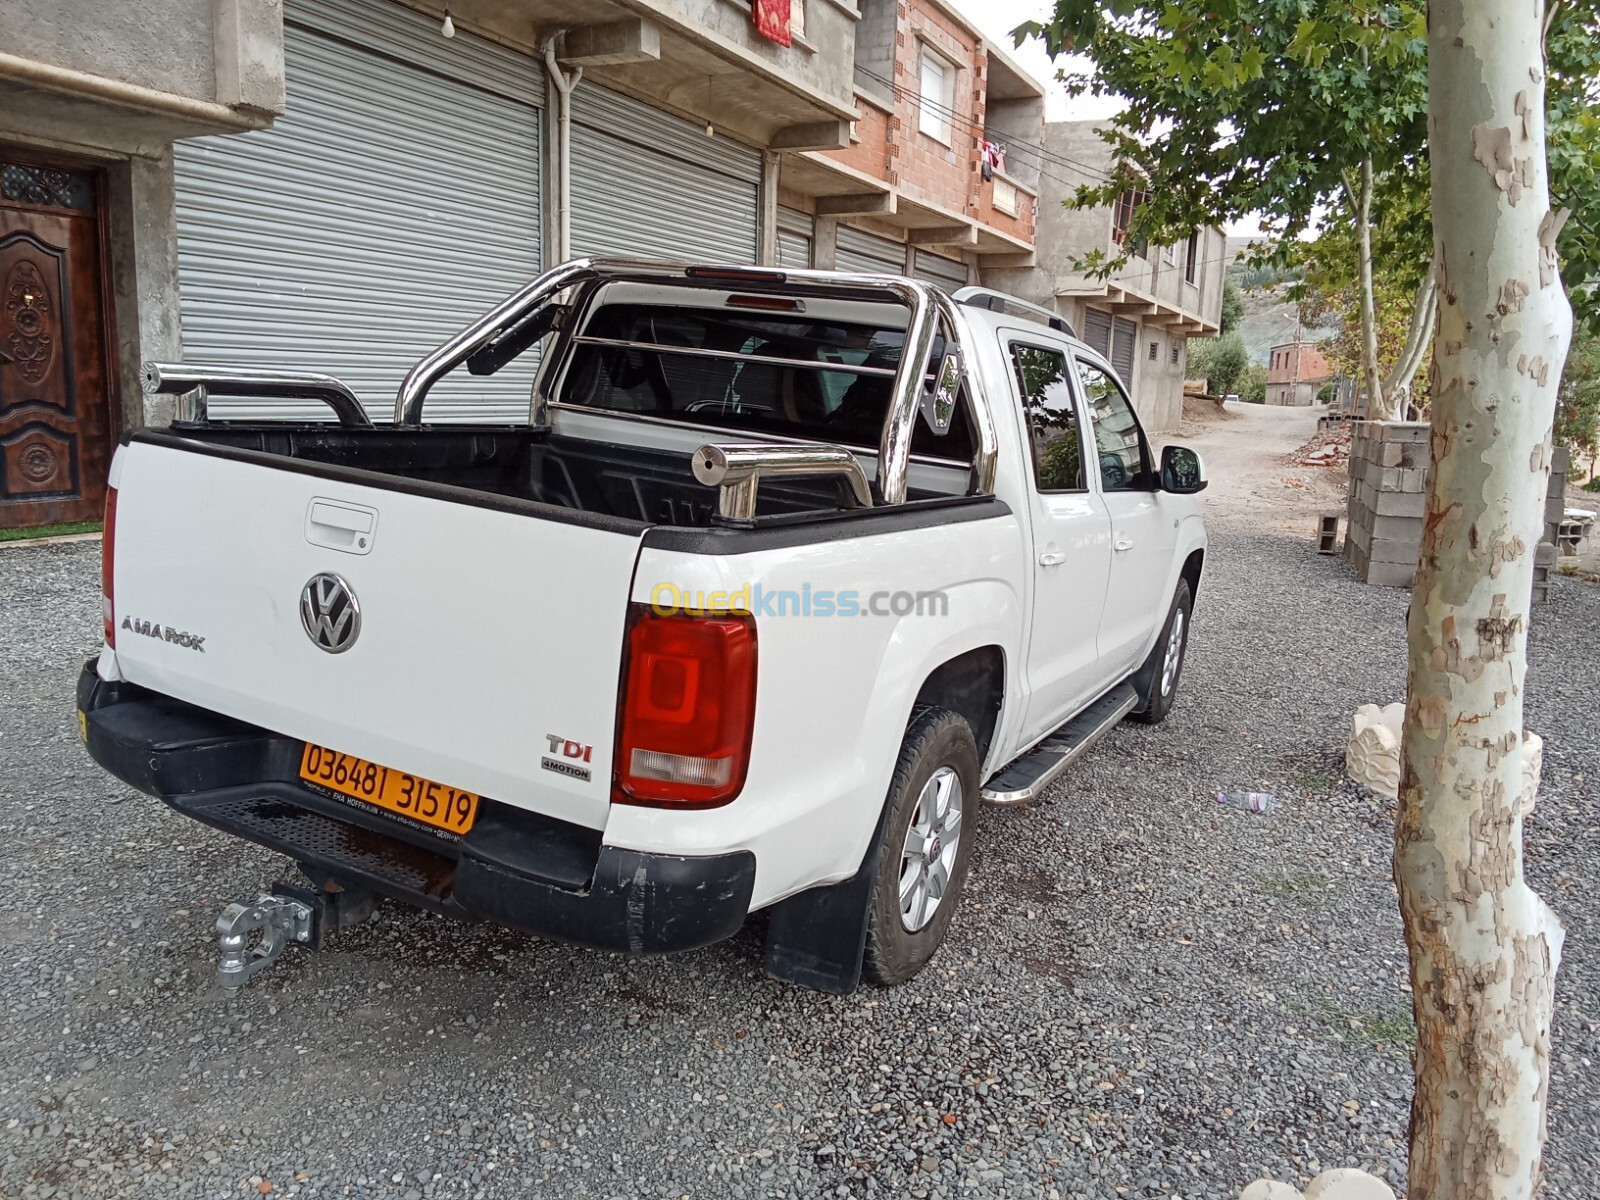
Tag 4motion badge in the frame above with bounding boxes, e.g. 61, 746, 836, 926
541, 735, 593, 782
300, 573, 361, 654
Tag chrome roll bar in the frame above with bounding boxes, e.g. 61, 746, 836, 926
395, 257, 600, 427
396, 257, 998, 507
143, 362, 373, 429
692, 442, 875, 521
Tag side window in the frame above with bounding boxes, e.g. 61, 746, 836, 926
1009, 344, 1085, 492
1076, 358, 1152, 492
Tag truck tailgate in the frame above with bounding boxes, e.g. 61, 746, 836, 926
109, 439, 644, 831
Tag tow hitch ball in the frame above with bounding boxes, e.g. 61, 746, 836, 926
215, 877, 375, 995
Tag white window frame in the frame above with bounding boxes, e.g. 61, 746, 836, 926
1162, 243, 1177, 265
917, 45, 956, 146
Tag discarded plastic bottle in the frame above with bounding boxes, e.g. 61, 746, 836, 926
1216, 790, 1278, 814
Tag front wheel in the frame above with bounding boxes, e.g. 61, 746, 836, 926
1131, 578, 1192, 725
863, 708, 980, 986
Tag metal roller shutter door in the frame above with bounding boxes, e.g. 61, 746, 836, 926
913, 250, 969, 290
777, 207, 812, 269
777, 232, 811, 269
1082, 307, 1112, 357
173, 0, 543, 423
1111, 317, 1138, 387
570, 85, 760, 264
835, 226, 906, 274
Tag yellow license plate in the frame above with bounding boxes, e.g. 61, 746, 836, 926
298, 743, 479, 836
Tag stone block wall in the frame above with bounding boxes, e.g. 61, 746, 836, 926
1345, 421, 1431, 587
1533, 445, 1570, 604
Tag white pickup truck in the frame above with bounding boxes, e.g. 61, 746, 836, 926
79, 259, 1207, 994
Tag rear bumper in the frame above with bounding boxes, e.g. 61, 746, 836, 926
77, 662, 755, 955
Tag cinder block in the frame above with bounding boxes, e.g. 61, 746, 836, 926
1364, 558, 1417, 587
1374, 489, 1426, 519
1400, 467, 1428, 491
1371, 513, 1424, 541
1369, 536, 1421, 565
1381, 421, 1431, 443
1348, 518, 1371, 551
1552, 446, 1570, 474
1535, 540, 1558, 567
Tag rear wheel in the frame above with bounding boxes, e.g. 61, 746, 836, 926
863, 708, 980, 986
1132, 579, 1192, 725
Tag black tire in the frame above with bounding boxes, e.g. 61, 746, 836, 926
863, 707, 980, 986
1131, 578, 1193, 726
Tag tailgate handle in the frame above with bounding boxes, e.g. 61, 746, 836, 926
306, 499, 378, 554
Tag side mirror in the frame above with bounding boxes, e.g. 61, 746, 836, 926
1161, 444, 1207, 493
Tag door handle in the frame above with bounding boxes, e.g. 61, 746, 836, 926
1113, 536, 1134, 552
1038, 551, 1067, 567
306, 497, 378, 555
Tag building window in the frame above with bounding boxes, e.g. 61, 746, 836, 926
1112, 187, 1146, 247
1162, 243, 1177, 265
1171, 343, 1181, 365
789, 0, 805, 39
1185, 231, 1200, 284
1149, 340, 1159, 361
993, 175, 1018, 217
918, 48, 955, 145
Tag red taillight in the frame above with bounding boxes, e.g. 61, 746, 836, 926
101, 486, 118, 647
614, 606, 757, 808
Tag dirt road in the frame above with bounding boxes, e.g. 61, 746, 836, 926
1157, 399, 1347, 536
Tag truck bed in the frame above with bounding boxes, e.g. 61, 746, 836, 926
150, 425, 912, 527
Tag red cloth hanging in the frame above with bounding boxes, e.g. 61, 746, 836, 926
753, 0, 793, 46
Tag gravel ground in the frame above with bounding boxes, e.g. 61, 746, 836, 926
1, 517, 1596, 1199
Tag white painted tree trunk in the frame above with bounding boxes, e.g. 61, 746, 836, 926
1396, 1, 1571, 1197
1351, 158, 1392, 419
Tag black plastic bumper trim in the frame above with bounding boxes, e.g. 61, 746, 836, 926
78, 662, 755, 954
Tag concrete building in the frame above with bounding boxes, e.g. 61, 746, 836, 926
774, 0, 1045, 288
0, 0, 858, 529
985, 120, 1225, 433
1265, 340, 1336, 406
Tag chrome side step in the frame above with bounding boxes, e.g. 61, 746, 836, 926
981, 682, 1139, 806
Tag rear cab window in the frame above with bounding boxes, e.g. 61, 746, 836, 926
558, 293, 975, 462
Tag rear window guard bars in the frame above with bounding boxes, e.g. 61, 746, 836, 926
143, 258, 998, 520
425, 259, 997, 516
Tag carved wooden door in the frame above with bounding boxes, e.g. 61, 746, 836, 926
0, 160, 115, 529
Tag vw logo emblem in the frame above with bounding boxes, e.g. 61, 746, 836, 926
300, 573, 361, 654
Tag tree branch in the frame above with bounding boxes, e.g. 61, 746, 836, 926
1382, 255, 1440, 410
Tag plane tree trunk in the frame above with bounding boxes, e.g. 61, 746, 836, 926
1346, 158, 1392, 419
1396, 1, 1571, 1197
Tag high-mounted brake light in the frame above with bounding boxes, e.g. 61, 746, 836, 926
101, 486, 118, 648
685, 266, 787, 284
614, 606, 757, 808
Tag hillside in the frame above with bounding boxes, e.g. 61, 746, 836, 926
1235, 283, 1340, 366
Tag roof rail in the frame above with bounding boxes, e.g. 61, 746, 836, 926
951, 286, 1076, 337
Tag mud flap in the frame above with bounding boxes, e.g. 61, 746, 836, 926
762, 800, 893, 995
